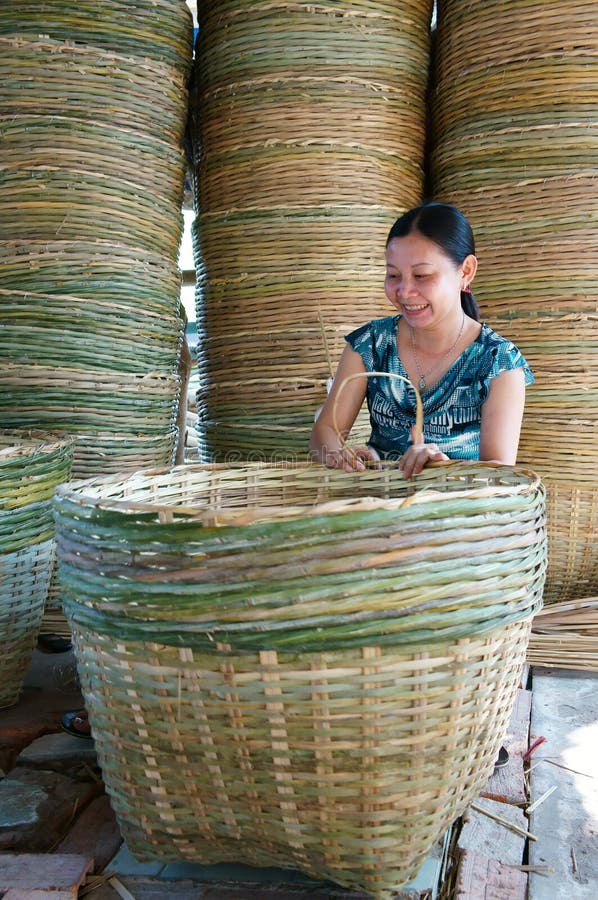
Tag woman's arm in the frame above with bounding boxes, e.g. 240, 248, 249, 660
479, 367, 526, 464
399, 366, 527, 478
310, 344, 379, 471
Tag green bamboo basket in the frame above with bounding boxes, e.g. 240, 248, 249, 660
55, 460, 546, 897
431, 0, 598, 604
0, 289, 184, 375
0, 6, 192, 478
0, 434, 73, 552
192, 0, 434, 459
0, 240, 184, 318
0, 0, 193, 72
0, 366, 181, 479
0, 366, 180, 428
0, 434, 73, 708
0, 36, 190, 259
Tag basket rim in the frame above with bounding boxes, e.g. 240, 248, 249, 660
0, 433, 74, 460
55, 459, 544, 526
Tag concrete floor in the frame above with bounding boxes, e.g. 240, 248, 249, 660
527, 669, 598, 899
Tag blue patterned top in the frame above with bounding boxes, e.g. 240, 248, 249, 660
345, 315, 534, 459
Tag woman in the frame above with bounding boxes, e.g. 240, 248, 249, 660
310, 202, 533, 477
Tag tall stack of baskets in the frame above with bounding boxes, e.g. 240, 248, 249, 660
191, 0, 434, 459
0, 0, 193, 637
0, 0, 193, 477
54, 459, 546, 897
431, 0, 598, 603
0, 434, 72, 708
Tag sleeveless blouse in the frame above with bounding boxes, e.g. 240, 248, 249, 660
345, 314, 534, 459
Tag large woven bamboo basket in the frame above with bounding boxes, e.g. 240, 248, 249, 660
431, 0, 598, 604
0, 434, 72, 708
55, 460, 546, 897
191, 0, 434, 459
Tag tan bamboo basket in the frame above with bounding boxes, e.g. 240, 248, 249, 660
431, 0, 598, 604
191, 0, 434, 459
0, 434, 73, 707
55, 460, 546, 897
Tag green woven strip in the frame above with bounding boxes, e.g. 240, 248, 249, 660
54, 461, 547, 651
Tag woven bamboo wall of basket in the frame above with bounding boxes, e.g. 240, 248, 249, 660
431, 0, 598, 604
191, 0, 434, 459
0, 0, 193, 479
0, 434, 72, 708
54, 460, 546, 896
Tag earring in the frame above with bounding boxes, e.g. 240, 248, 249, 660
463, 285, 471, 294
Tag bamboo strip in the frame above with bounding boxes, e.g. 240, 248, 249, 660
527, 598, 598, 671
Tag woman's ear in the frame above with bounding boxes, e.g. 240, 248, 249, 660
462, 253, 478, 287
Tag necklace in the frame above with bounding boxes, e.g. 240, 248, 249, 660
410, 311, 466, 392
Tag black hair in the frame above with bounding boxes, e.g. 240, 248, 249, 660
386, 202, 480, 321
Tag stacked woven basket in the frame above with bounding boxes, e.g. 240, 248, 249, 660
431, 0, 598, 603
0, 0, 193, 637
191, 0, 433, 459
0, 0, 193, 477
54, 460, 546, 896
0, 434, 72, 708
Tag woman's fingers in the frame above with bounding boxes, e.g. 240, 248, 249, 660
352, 445, 382, 469
324, 445, 380, 472
323, 442, 448, 477
399, 444, 449, 478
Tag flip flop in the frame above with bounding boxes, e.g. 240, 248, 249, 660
38, 634, 73, 654
60, 709, 93, 740
494, 746, 509, 770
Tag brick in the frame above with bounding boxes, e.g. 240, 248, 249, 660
16, 732, 99, 777
0, 853, 93, 896
0, 768, 102, 852
454, 850, 527, 899
57, 795, 123, 873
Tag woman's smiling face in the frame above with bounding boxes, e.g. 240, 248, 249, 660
384, 231, 469, 329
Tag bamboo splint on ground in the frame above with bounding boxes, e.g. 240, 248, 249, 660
527, 598, 598, 672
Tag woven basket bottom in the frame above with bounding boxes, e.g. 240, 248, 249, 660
0, 539, 55, 709
72, 618, 531, 898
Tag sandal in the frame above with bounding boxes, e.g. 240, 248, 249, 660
60, 709, 93, 740
494, 746, 509, 770
38, 633, 73, 654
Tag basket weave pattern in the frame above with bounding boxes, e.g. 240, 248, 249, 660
55, 461, 546, 896
71, 619, 530, 895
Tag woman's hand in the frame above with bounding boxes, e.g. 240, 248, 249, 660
324, 444, 381, 472
399, 427, 449, 478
